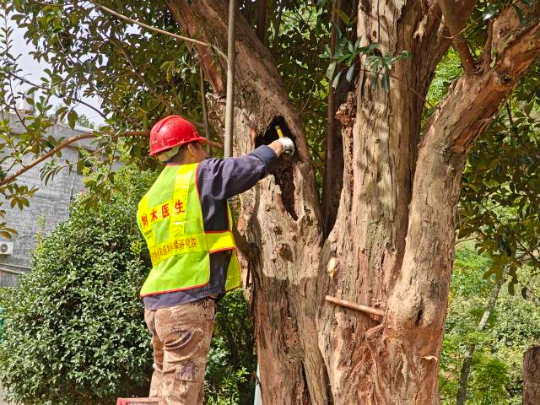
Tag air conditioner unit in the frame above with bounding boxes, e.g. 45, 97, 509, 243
0, 242, 14, 255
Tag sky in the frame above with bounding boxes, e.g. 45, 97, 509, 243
8, 14, 105, 126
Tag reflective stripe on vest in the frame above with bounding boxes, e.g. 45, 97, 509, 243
137, 162, 241, 296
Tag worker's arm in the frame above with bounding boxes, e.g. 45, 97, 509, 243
197, 142, 286, 201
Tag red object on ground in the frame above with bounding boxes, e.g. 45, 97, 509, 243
116, 398, 160, 405
149, 115, 208, 156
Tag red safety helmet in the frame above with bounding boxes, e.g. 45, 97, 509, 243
149, 115, 208, 156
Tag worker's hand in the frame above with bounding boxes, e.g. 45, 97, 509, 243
269, 137, 295, 157
278, 137, 295, 155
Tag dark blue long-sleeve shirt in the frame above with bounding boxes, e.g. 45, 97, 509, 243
143, 145, 278, 310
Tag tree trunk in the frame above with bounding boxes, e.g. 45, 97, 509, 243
321, 0, 356, 236
166, 1, 327, 403
456, 270, 506, 405
523, 345, 540, 404
165, 0, 540, 403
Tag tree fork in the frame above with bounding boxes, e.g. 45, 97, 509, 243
164, 0, 540, 404
383, 4, 540, 403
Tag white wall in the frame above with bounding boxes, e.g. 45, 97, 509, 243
0, 112, 93, 285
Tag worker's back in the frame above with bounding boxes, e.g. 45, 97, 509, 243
137, 163, 238, 297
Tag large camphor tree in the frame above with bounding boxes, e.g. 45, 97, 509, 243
1, 0, 540, 403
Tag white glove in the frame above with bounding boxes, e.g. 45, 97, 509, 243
277, 137, 295, 155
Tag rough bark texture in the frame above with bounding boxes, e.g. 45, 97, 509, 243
166, 1, 327, 402
165, 0, 540, 403
317, 1, 463, 402
379, 7, 540, 403
523, 345, 540, 404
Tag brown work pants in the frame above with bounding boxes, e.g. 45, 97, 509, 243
144, 298, 215, 405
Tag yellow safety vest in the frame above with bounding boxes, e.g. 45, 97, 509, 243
137, 163, 241, 296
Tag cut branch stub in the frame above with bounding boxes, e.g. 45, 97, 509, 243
325, 295, 385, 318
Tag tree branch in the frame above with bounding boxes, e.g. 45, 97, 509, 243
272, 0, 285, 50
437, 0, 476, 74
429, 7, 540, 152
256, 0, 268, 44
482, 19, 494, 66
88, 0, 217, 50
105, 34, 181, 115
0, 131, 147, 187
5, 70, 108, 121
1, 127, 226, 189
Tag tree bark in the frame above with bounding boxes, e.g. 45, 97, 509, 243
165, 0, 540, 403
456, 270, 506, 405
523, 345, 540, 405
317, 2, 463, 402
166, 1, 328, 403
255, 0, 267, 44
321, 0, 356, 236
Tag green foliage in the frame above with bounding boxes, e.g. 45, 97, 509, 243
425, 50, 462, 116
0, 165, 257, 404
0, 166, 157, 405
320, 33, 411, 92
270, 3, 332, 185
440, 246, 540, 405
0, 0, 198, 235
205, 290, 257, 405
459, 62, 540, 292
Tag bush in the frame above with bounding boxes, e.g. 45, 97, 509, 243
205, 290, 257, 405
440, 245, 540, 405
0, 166, 258, 405
0, 167, 156, 404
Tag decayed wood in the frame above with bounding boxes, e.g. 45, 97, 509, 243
325, 295, 384, 317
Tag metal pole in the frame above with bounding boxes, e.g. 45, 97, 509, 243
200, 66, 210, 139
254, 364, 262, 405
200, 66, 212, 157
224, 0, 237, 158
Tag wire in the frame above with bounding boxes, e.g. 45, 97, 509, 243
88, 0, 227, 60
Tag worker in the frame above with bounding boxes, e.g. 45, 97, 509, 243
137, 115, 294, 404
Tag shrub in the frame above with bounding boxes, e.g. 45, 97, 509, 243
0, 167, 156, 404
0, 166, 258, 405
205, 290, 257, 405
